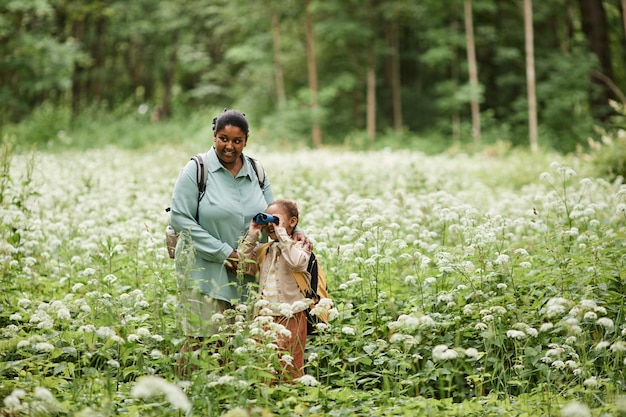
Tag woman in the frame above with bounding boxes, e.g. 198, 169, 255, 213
169, 110, 308, 347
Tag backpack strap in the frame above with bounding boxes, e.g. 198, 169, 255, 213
292, 270, 315, 300
191, 153, 207, 222
164, 154, 207, 220
257, 242, 271, 264
246, 155, 265, 189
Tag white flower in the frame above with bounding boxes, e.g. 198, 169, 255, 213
281, 354, 294, 366
132, 376, 191, 412
514, 248, 529, 256
150, 350, 164, 359
583, 376, 599, 388
211, 313, 225, 323
474, 322, 488, 331
432, 344, 458, 361
103, 274, 117, 284
583, 311, 597, 320
494, 254, 510, 265
560, 401, 591, 417
318, 298, 333, 309
80, 268, 96, 277
341, 327, 356, 336
506, 330, 526, 340
9, 313, 22, 321
464, 348, 479, 359
17, 298, 31, 308
33, 387, 56, 403
3, 389, 26, 409
295, 374, 320, 386
545, 297, 569, 317
525, 327, 538, 337
611, 341, 626, 352
95, 326, 117, 339
107, 359, 120, 368
34, 342, 55, 352
315, 322, 328, 332
595, 341, 610, 350
136, 327, 151, 337
56, 308, 71, 320
596, 317, 614, 330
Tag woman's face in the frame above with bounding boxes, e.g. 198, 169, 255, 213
214, 124, 247, 166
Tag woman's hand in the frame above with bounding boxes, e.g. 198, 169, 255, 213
293, 231, 313, 252
224, 250, 240, 274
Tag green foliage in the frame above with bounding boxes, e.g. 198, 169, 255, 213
2, 0, 625, 153
586, 100, 626, 181
3, 103, 216, 152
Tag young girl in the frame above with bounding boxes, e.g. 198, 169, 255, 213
238, 199, 311, 381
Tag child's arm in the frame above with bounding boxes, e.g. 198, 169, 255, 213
237, 222, 263, 276
274, 227, 310, 272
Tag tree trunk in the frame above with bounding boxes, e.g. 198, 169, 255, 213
524, 0, 538, 153
450, 12, 461, 145
367, 50, 376, 141
271, 12, 286, 108
305, 1, 322, 148
71, 19, 85, 117
578, 0, 614, 120
622, 0, 626, 40
160, 34, 178, 120
464, 0, 481, 144
91, 17, 106, 102
386, 19, 402, 132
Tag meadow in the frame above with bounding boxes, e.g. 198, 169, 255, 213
0, 139, 625, 416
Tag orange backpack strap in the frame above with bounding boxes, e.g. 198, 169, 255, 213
292, 270, 313, 299
257, 242, 271, 265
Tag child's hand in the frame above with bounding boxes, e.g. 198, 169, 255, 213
249, 220, 263, 232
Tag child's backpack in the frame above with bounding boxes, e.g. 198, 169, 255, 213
258, 245, 330, 335
165, 153, 265, 259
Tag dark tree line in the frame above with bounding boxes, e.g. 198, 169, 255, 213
1, 0, 625, 151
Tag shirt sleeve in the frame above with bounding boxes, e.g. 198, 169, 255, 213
169, 159, 232, 263
238, 230, 260, 276
274, 227, 310, 272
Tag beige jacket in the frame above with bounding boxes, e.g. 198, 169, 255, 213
239, 227, 311, 307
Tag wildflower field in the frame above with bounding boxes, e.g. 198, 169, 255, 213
1, 141, 625, 416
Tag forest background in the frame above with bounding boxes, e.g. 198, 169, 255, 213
2, 0, 626, 156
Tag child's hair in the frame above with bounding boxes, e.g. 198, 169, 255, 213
268, 199, 299, 222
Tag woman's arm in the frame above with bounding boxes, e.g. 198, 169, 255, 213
169, 159, 233, 263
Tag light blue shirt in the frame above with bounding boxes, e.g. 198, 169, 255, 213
170, 147, 274, 303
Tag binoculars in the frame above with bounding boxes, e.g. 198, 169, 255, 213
253, 212, 279, 225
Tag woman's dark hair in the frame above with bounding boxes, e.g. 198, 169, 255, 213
268, 199, 299, 222
212, 109, 249, 138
